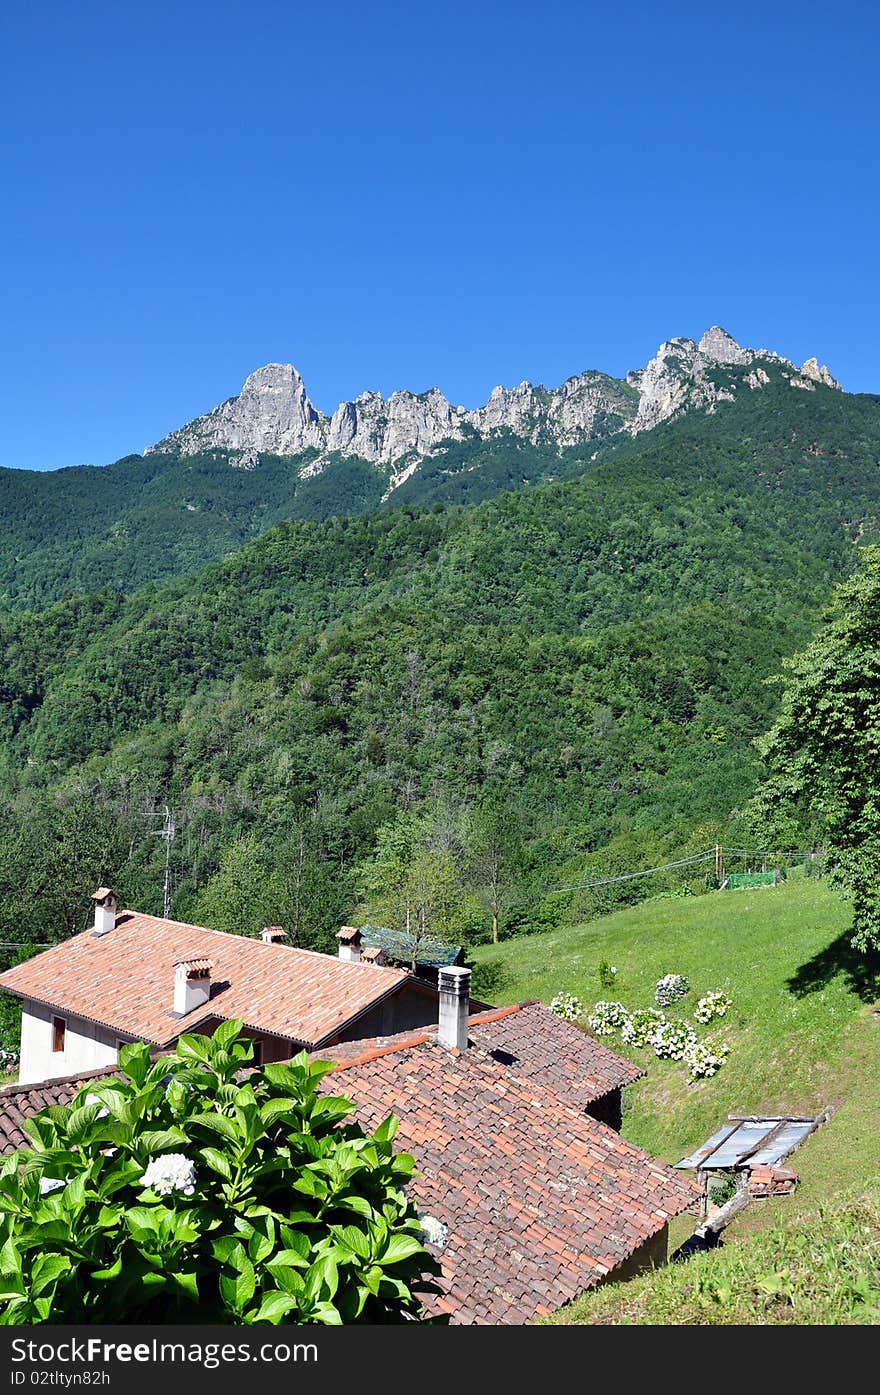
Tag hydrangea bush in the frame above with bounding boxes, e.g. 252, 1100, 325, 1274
651, 1018, 697, 1061
586, 1001, 630, 1037
654, 974, 690, 1007
684, 1037, 730, 1079
621, 1008, 667, 1048
0, 1022, 440, 1325
694, 991, 732, 1024
549, 991, 584, 1022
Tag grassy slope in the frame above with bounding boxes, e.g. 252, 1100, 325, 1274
547, 1183, 880, 1324
472, 876, 878, 1162
471, 877, 880, 1321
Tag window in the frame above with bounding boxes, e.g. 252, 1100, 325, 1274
251, 1040, 263, 1066
52, 1016, 66, 1053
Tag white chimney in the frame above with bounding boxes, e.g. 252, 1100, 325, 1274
261, 926, 287, 944
337, 926, 363, 963
173, 959, 213, 1017
91, 887, 118, 936
437, 966, 471, 1051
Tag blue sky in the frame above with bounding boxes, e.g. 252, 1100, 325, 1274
1, 1, 878, 470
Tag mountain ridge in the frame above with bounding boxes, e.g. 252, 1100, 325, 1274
146, 326, 840, 466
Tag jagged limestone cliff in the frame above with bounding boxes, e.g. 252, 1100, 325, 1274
147, 327, 840, 469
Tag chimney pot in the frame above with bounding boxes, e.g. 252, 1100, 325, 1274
90, 887, 118, 936
337, 926, 363, 963
437, 966, 471, 1051
173, 959, 214, 1016
261, 926, 287, 943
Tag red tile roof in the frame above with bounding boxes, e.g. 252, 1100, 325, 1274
0, 911, 415, 1049
0, 1001, 696, 1323
320, 1004, 698, 1323
325, 1000, 643, 1106
0, 1067, 120, 1154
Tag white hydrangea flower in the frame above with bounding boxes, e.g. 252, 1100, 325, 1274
549, 992, 584, 1022
694, 991, 732, 1024
141, 1152, 197, 1196
418, 1214, 448, 1249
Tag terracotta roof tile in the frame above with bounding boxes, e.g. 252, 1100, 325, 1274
314, 1001, 696, 1323
0, 912, 414, 1049
0, 1000, 697, 1325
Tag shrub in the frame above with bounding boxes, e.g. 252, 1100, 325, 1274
550, 991, 585, 1022
586, 1001, 630, 1036
621, 1008, 667, 1048
651, 1018, 696, 1061
694, 991, 732, 1023
684, 1036, 730, 1079
597, 960, 618, 990
654, 974, 690, 1006
0, 1022, 441, 1325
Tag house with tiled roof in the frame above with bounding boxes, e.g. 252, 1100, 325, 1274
319, 973, 698, 1322
0, 967, 697, 1322
0, 890, 442, 1086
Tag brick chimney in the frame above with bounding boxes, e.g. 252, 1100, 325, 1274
261, 926, 287, 943
173, 958, 213, 1017
91, 887, 118, 936
437, 966, 471, 1051
337, 926, 363, 963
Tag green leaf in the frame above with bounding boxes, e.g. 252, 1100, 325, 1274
30, 1253, 72, 1297
118, 1040, 152, 1085
380, 1234, 426, 1265
372, 1113, 399, 1144
65, 1103, 104, 1144
333, 1225, 372, 1261
190, 1113, 240, 1143
175, 1034, 213, 1064
171, 1270, 200, 1303
137, 1128, 189, 1152
269, 1265, 305, 1298
267, 1248, 310, 1272
278, 1228, 310, 1258
219, 1259, 256, 1313
212, 1019, 245, 1050
199, 1147, 232, 1180
251, 1290, 300, 1323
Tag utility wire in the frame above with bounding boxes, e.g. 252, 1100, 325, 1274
550, 849, 716, 894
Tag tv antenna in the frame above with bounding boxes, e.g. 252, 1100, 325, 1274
154, 805, 176, 919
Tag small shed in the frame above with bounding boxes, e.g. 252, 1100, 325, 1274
359, 926, 464, 985
675, 1114, 824, 1216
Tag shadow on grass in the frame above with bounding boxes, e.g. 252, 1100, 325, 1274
787, 930, 880, 1004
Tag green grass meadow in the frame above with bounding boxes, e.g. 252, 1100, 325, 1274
471, 875, 880, 1321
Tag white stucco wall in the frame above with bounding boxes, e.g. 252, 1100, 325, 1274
18, 1000, 126, 1086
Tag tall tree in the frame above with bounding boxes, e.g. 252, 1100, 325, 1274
356, 813, 461, 969
191, 833, 284, 937
752, 546, 880, 949
467, 794, 525, 943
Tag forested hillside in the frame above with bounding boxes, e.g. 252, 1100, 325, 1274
1, 379, 879, 960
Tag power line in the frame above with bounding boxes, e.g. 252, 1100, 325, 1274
549, 843, 824, 896
549, 849, 716, 894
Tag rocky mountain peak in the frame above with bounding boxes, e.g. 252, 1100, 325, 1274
146, 328, 841, 468
697, 326, 750, 365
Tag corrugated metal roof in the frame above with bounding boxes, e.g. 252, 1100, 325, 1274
360, 925, 462, 969
675, 1116, 819, 1170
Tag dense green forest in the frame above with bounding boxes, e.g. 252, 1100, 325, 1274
1, 377, 879, 985
0, 431, 616, 611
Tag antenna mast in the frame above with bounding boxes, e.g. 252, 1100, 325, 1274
158, 804, 175, 918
